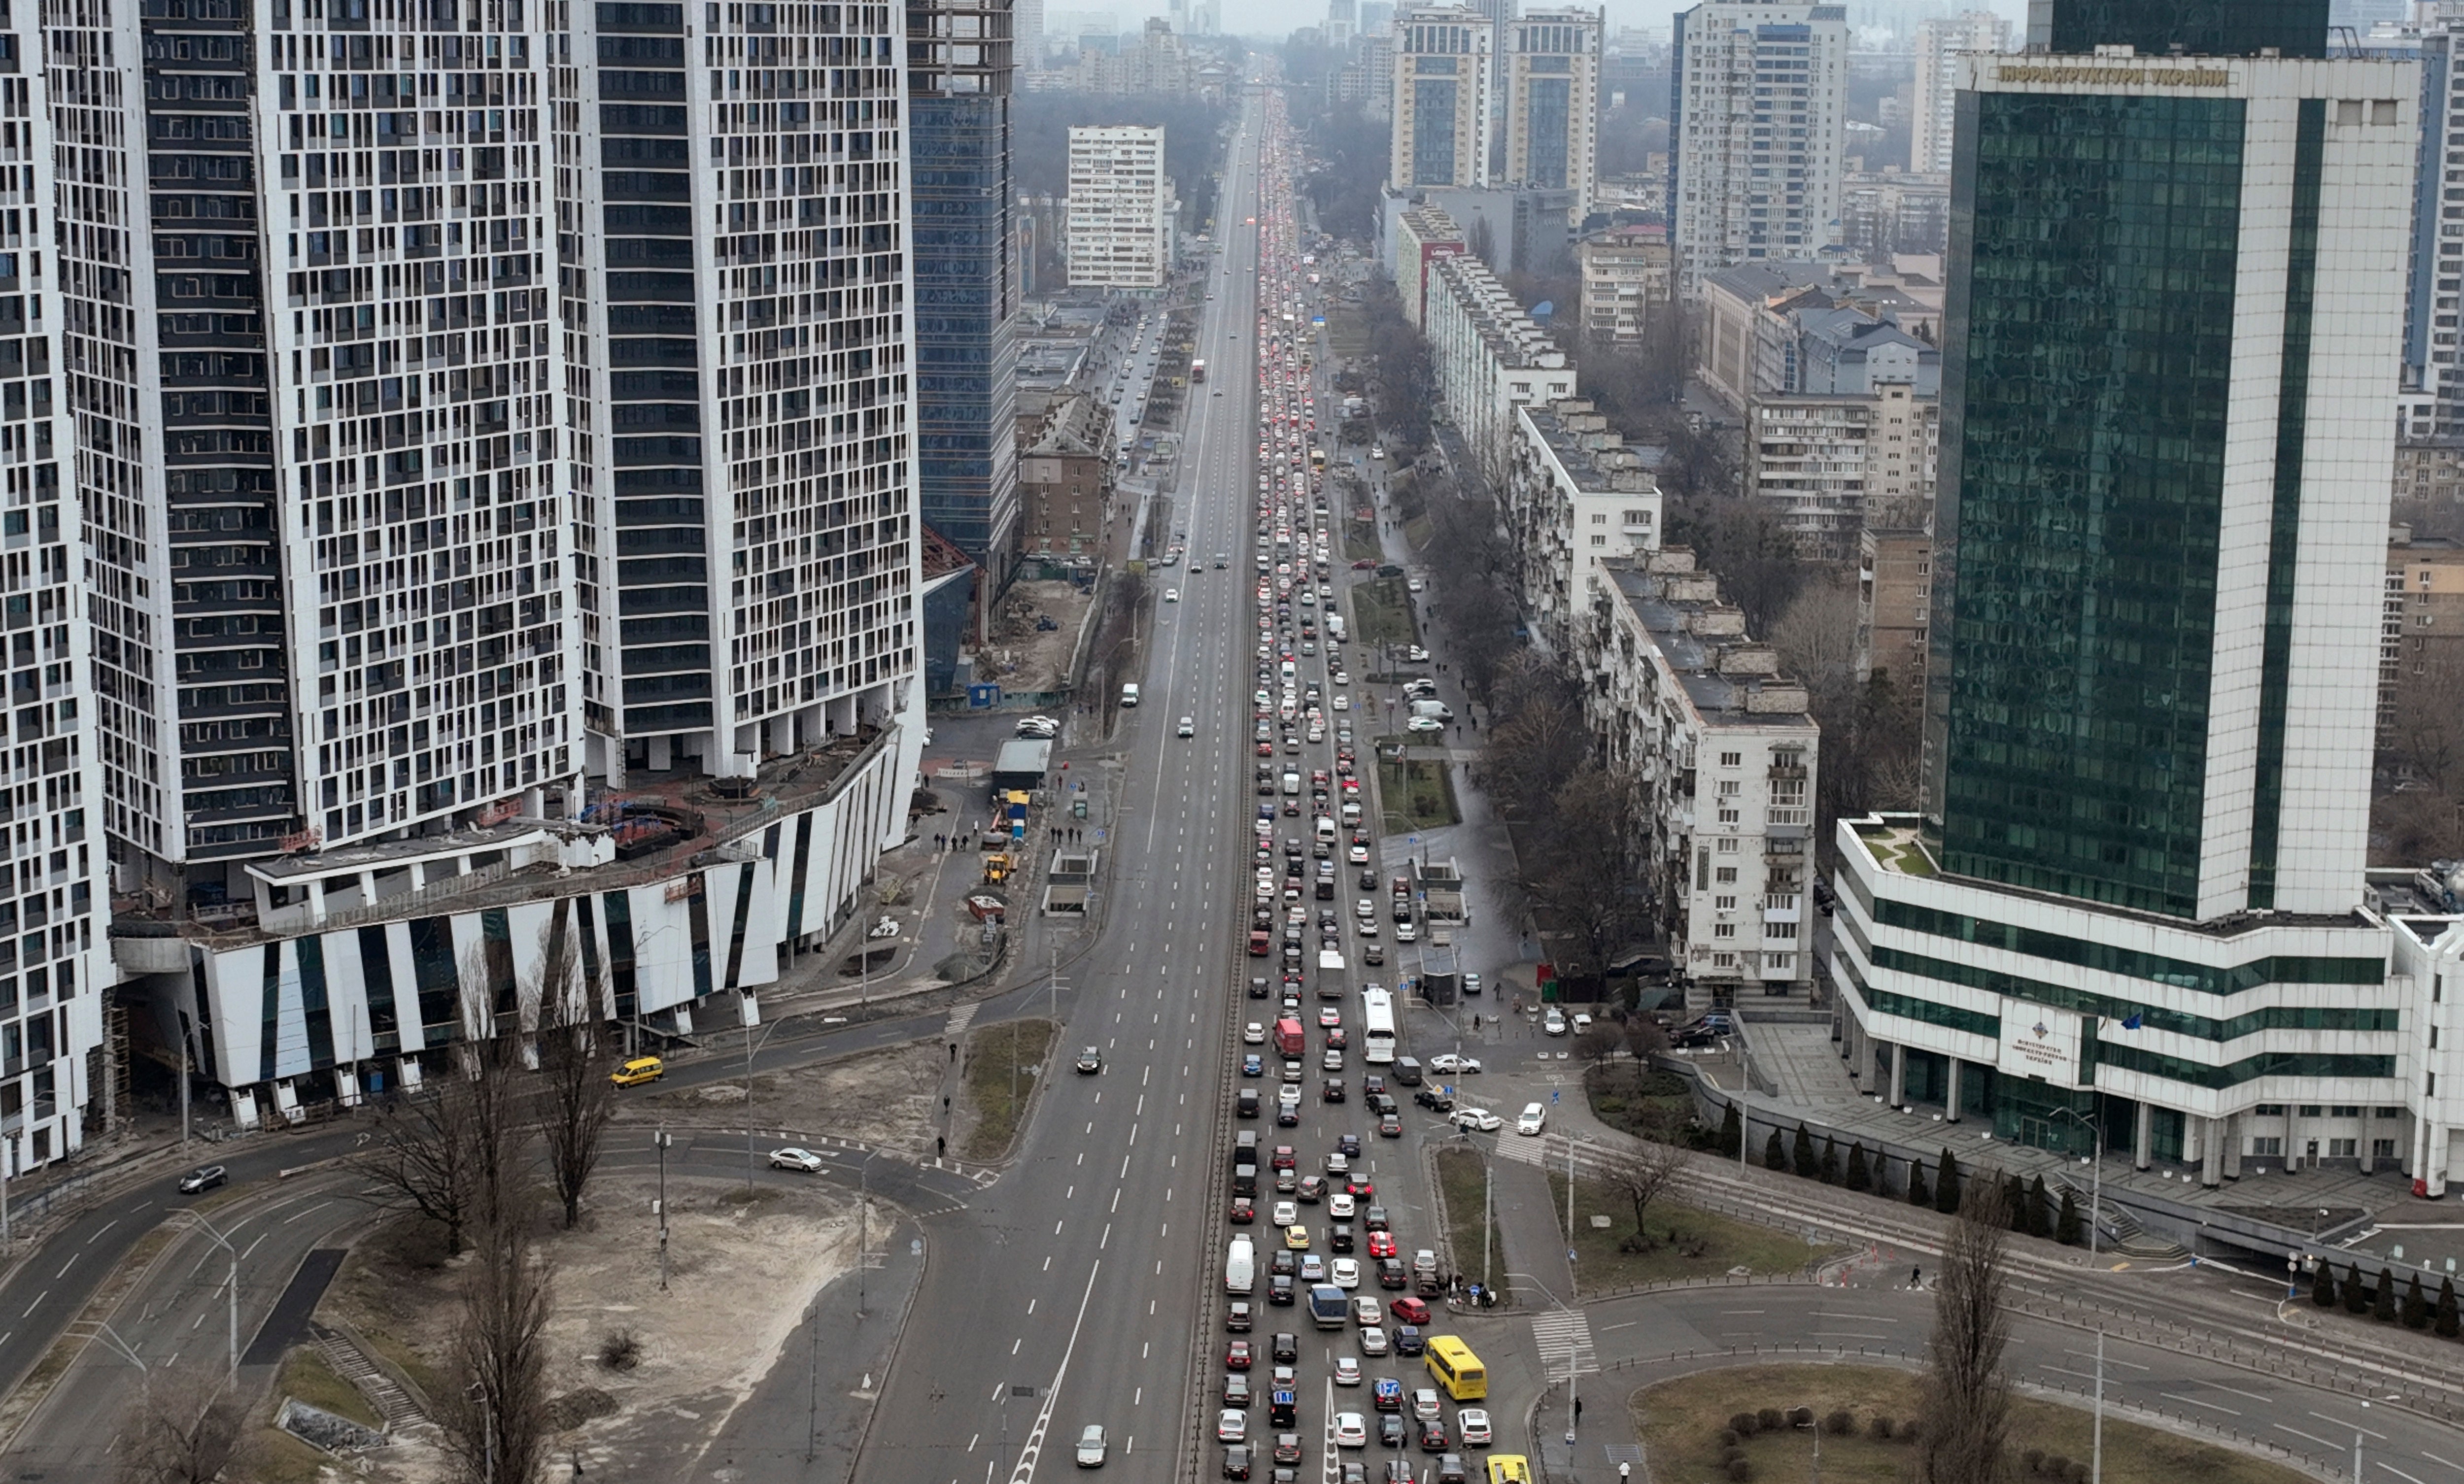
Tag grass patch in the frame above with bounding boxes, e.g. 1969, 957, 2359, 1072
1632, 1363, 2313, 1484
1345, 519, 1382, 563
1402, 514, 1434, 551
1350, 577, 1415, 650
1550, 1172, 1837, 1290
1378, 752, 1460, 830
247, 1427, 338, 1484
961, 1016, 1060, 1161
1585, 1064, 1700, 1141
1434, 1146, 1509, 1295
276, 1346, 384, 1430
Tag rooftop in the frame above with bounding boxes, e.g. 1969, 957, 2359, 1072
1600, 555, 1812, 728
1432, 253, 1570, 371
1519, 398, 1658, 494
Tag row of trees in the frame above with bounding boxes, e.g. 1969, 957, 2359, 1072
2313, 1258, 2464, 1338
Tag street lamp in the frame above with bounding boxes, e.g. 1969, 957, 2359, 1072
171, 1209, 241, 1379
2049, 1105, 2105, 1256
1508, 1270, 1580, 1440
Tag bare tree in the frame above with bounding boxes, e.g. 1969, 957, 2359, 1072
117, 1371, 249, 1484
1521, 766, 1646, 979
1916, 1170, 2016, 1484
531, 915, 616, 1230
356, 957, 527, 1253
2382, 652, 2464, 796
445, 1211, 555, 1484
1598, 1117, 1690, 1237
1476, 657, 1589, 821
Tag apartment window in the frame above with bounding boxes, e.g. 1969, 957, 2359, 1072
2299, 1105, 2323, 1117
1767, 954, 1793, 971
2255, 1103, 2289, 1116
1590, 512, 1608, 524
1716, 779, 1741, 796
1766, 920, 1799, 940
1623, 509, 1651, 526
2377, 1106, 2405, 1119
2330, 1104, 2363, 1118
1716, 838, 1739, 852
1713, 952, 1738, 969
1715, 895, 1737, 910
2251, 1137, 2285, 1157
1720, 751, 1742, 767
1717, 808, 1740, 823
2373, 1139, 2398, 1160
1714, 867, 1737, 883
2328, 1139, 2359, 1158
1590, 535, 1607, 547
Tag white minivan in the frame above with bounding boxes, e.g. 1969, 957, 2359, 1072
1120, 682, 1140, 708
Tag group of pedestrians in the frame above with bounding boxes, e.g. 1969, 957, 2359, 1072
930, 826, 990, 852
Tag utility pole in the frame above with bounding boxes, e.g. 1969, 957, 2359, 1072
2091, 1330, 2104, 1484
178, 1211, 242, 1378
857, 1154, 871, 1319
656, 1127, 672, 1291
805, 1297, 821, 1462
1481, 1153, 1493, 1293
180, 1041, 191, 1149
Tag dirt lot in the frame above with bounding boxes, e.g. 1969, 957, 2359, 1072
621, 1037, 950, 1160
980, 578, 1093, 694
294, 1041, 946, 1481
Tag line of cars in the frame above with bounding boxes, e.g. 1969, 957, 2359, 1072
1208, 99, 1504, 1484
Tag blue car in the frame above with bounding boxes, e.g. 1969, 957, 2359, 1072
1243, 1053, 1266, 1077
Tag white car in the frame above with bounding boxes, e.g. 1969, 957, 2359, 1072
1335, 1357, 1363, 1387
1272, 1199, 1300, 1226
1016, 715, 1061, 739
1412, 1389, 1442, 1421
768, 1147, 824, 1172
1406, 578, 1424, 593
1517, 1102, 1547, 1136
1359, 1326, 1389, 1356
1245, 1022, 1266, 1045
1076, 1424, 1109, 1468
1543, 1009, 1568, 1036
1331, 1257, 1361, 1288
1328, 1192, 1357, 1219
1450, 1107, 1503, 1132
1457, 1409, 1492, 1446
1333, 670, 1350, 685
1333, 694, 1350, 711
1572, 1012, 1594, 1033
1428, 1054, 1482, 1076
1326, 1151, 1351, 1175
1218, 1410, 1248, 1444
1334, 1413, 1369, 1449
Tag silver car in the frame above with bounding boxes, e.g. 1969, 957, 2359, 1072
1076, 1425, 1109, 1467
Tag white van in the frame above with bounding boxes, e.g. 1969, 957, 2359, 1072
1326, 616, 1347, 643
1410, 700, 1453, 723
1314, 816, 1337, 844
1282, 771, 1302, 796
1120, 683, 1140, 708
1226, 1234, 1256, 1294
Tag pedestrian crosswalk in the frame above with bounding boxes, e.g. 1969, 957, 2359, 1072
1530, 1309, 1598, 1377
1490, 1129, 1548, 1167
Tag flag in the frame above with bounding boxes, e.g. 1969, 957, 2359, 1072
2121, 1012, 2144, 1031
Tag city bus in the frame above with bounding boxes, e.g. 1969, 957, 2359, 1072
1361, 986, 1398, 1065
1424, 1335, 1486, 1400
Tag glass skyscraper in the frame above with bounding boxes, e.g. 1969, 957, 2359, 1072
1833, 5, 2429, 1189
909, 0, 1022, 576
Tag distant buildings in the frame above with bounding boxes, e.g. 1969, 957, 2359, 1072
1393, 206, 1472, 327
1670, 0, 1849, 295
1503, 9, 1605, 219
1067, 125, 1175, 290
1579, 553, 1820, 1002
1855, 525, 1932, 697
1910, 10, 2009, 174
1393, 6, 1496, 189
2385, 524, 2464, 739
1575, 225, 1676, 347
910, 0, 1026, 578
1839, 168, 1950, 257
1694, 260, 1942, 413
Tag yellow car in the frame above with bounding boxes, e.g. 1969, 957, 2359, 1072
610, 1056, 665, 1088
1285, 1224, 1312, 1251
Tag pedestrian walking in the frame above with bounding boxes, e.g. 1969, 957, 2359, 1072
1911, 1264, 1922, 1287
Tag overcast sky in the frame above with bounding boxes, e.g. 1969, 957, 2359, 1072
1082, 0, 2033, 49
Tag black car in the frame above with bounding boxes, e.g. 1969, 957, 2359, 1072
1238, 1089, 1262, 1118
1225, 1446, 1253, 1480
1250, 977, 1271, 999
1274, 1434, 1304, 1466
1358, 869, 1378, 891
1393, 1325, 1423, 1356
1412, 1088, 1454, 1112
1278, 1103, 1301, 1127
1267, 1274, 1296, 1306
1375, 1257, 1407, 1290
176, 1165, 228, 1195
1419, 1420, 1448, 1453
1270, 1248, 1299, 1277
1322, 1079, 1346, 1103
1378, 1415, 1407, 1449
1363, 1205, 1390, 1231
1272, 1331, 1300, 1364
1329, 1222, 1354, 1252
1337, 1133, 1363, 1157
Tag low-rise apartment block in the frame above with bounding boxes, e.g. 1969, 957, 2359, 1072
1067, 125, 1174, 290
1578, 554, 1819, 1003
1393, 205, 1470, 327
1423, 253, 1576, 487
2384, 524, 2464, 742
1856, 525, 1933, 698
1017, 391, 1121, 559
1508, 399, 1662, 649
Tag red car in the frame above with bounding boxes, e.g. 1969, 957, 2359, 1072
1230, 1197, 1257, 1224
1389, 1296, 1431, 1326
1352, 558, 1376, 570
1345, 1175, 1375, 1199
1367, 1231, 1398, 1259
1226, 1339, 1253, 1370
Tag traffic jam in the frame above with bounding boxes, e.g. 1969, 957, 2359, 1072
1211, 91, 1513, 1484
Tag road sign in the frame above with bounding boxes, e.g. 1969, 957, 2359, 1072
1551, 1090, 1560, 1104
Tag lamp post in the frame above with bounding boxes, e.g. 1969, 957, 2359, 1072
172, 1210, 242, 1378
1508, 1270, 1579, 1440
2050, 1105, 2105, 1256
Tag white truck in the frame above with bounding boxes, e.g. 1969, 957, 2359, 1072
1226, 1234, 1256, 1294
1410, 699, 1453, 723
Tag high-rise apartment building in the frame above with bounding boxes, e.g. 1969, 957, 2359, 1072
1066, 125, 1171, 290
1503, 8, 1603, 219
55, 0, 580, 900
909, 0, 1024, 577
1835, 9, 2428, 1180
0, 1, 106, 1174
1391, 7, 1493, 190
1669, 0, 1848, 296
1910, 10, 2007, 175
562, 0, 924, 781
